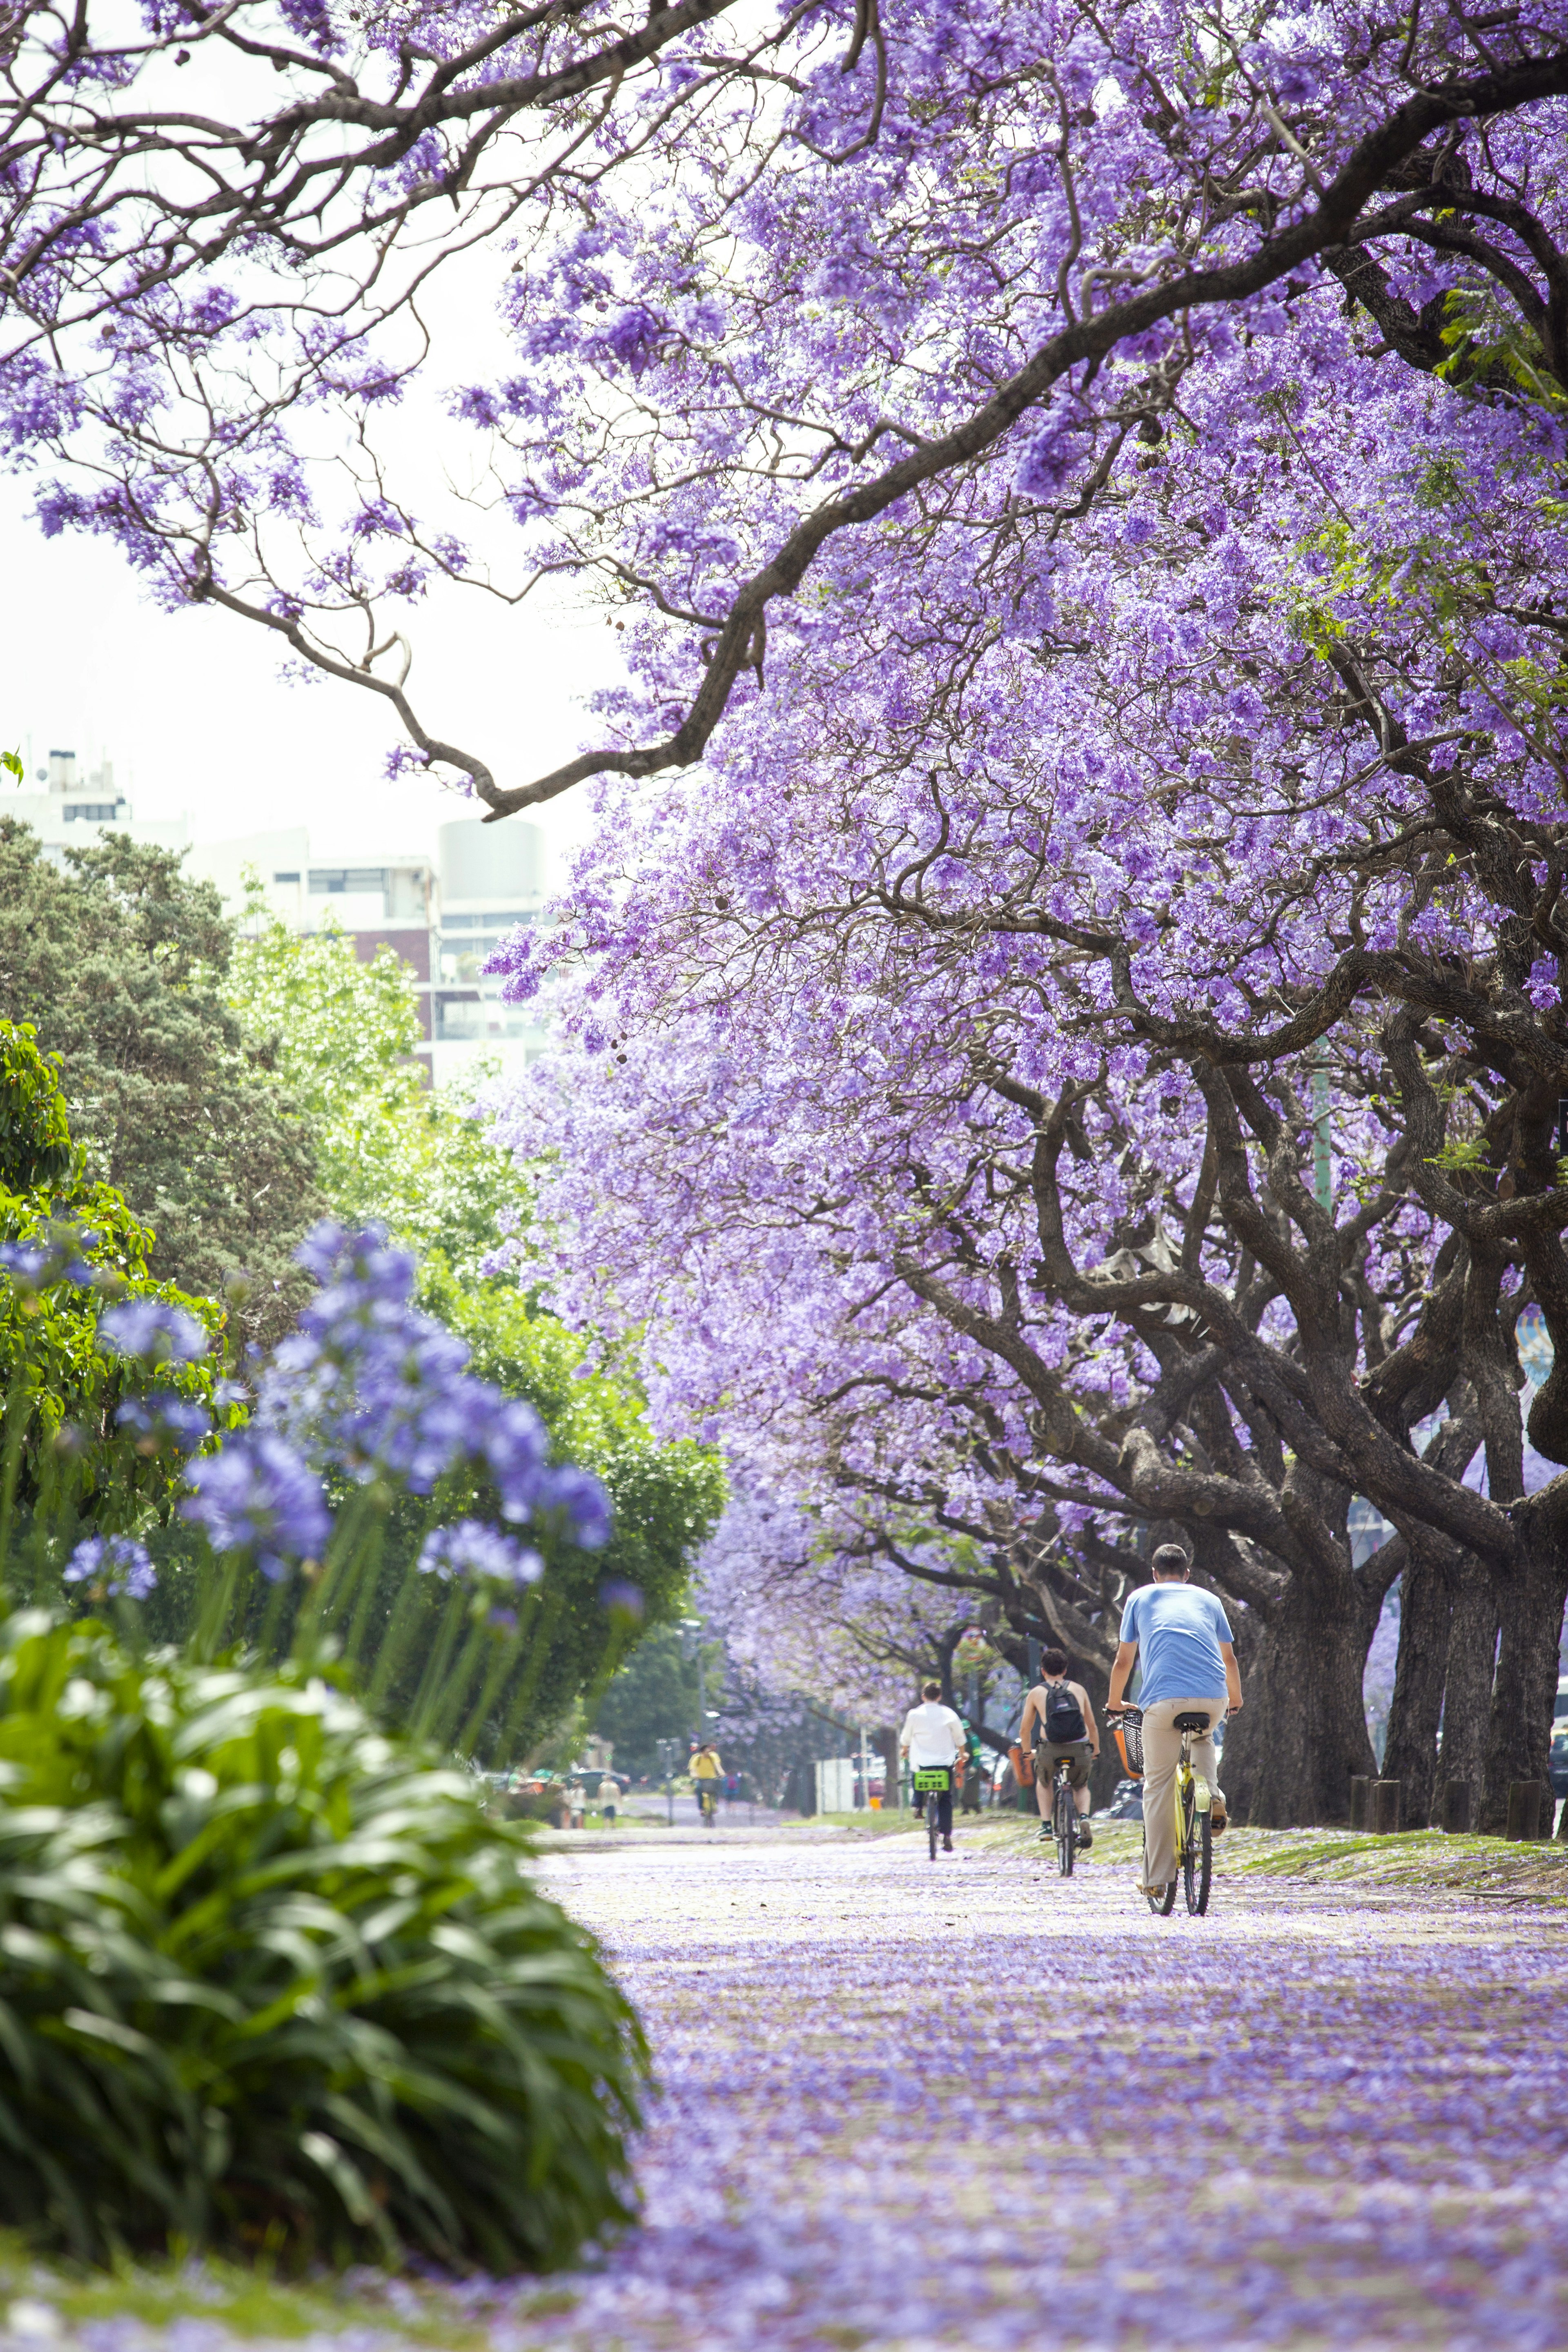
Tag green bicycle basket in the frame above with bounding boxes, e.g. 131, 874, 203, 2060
912, 1768, 950, 1792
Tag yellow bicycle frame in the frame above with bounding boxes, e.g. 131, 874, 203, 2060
1174, 1756, 1192, 1863
1168, 1735, 1213, 1864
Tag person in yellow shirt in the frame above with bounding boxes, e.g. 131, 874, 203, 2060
690, 1740, 722, 1825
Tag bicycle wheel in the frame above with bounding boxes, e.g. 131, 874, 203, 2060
1180, 1780, 1200, 1911
1055, 1774, 1075, 1876
1185, 1801, 1212, 1915
928, 1796, 940, 1861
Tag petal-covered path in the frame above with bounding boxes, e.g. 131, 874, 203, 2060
511, 1826, 1568, 2352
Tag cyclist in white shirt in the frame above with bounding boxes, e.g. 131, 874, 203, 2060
900, 1679, 965, 1851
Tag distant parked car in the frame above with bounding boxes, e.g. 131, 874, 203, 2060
1550, 1727, 1568, 1800
1092, 1777, 1144, 1824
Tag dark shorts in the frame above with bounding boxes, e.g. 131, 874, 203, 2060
1036, 1742, 1092, 1790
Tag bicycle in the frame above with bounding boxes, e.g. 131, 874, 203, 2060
912, 1765, 951, 1860
1048, 1752, 1078, 1878
1110, 1704, 1212, 1915
696, 1782, 719, 1828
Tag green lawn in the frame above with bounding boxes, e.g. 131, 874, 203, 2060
0, 2241, 521, 2348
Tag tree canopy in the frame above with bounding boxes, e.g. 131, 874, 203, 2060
0, 825, 323, 1348
5, 7, 1567, 812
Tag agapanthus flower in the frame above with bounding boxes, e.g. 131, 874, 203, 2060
181, 1430, 328, 1579
262, 1223, 611, 1549
63, 1534, 156, 1601
117, 1390, 212, 1454
480, 1397, 552, 1521
600, 1579, 644, 1616
540, 1463, 614, 1549
418, 1519, 543, 1586
99, 1299, 207, 1365
0, 1230, 97, 1289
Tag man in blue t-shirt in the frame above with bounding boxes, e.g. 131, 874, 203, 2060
1107, 1545, 1243, 1901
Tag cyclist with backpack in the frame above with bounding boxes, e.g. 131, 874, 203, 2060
1019, 1648, 1100, 1851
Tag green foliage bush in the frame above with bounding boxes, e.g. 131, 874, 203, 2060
0, 1024, 229, 1526
0, 1614, 646, 2268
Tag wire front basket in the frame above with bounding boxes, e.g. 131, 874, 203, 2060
1113, 1706, 1145, 1780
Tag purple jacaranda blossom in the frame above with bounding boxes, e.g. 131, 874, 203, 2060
98, 1300, 208, 1365
181, 1430, 329, 1579
63, 1534, 156, 1600
116, 1390, 212, 1454
600, 1579, 644, 1616
418, 1519, 543, 1586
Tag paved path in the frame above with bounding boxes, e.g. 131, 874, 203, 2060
503, 1826, 1568, 2350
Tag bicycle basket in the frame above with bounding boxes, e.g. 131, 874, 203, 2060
911, 1767, 950, 1792
1113, 1708, 1145, 1780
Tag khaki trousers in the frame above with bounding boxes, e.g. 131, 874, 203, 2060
1140, 1696, 1225, 1890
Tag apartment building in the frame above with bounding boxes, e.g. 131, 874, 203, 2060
4, 748, 190, 860
186, 815, 548, 1085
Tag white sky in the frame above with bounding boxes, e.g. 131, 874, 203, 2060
0, 474, 608, 888
0, 26, 641, 891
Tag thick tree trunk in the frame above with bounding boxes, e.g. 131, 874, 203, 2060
1220, 1562, 1377, 1825
877, 1726, 900, 1810
1435, 1551, 1499, 1797
1380, 1543, 1452, 1828
1480, 1498, 1568, 1831
1075, 1652, 1123, 1809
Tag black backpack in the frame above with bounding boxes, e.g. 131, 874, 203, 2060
1043, 1680, 1087, 1744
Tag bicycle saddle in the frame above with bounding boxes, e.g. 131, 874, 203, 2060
1172, 1711, 1211, 1732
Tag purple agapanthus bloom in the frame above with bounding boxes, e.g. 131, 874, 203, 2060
181, 1430, 328, 1579
98, 1299, 208, 1365
64, 1534, 156, 1601
418, 1519, 543, 1586
0, 1243, 49, 1283
480, 1397, 552, 1521
261, 1223, 611, 1550
0, 1234, 95, 1288
117, 1390, 212, 1454
539, 1463, 614, 1550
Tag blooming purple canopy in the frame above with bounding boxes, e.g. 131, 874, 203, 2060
8, 4, 1568, 822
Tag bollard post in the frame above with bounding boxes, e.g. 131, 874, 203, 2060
1506, 1779, 1546, 1841
1439, 1780, 1472, 1835
1371, 1779, 1401, 1834
1349, 1776, 1371, 1831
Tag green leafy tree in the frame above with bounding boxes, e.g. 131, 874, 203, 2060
230, 906, 531, 1282
0, 824, 323, 1347
591, 1623, 707, 1778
